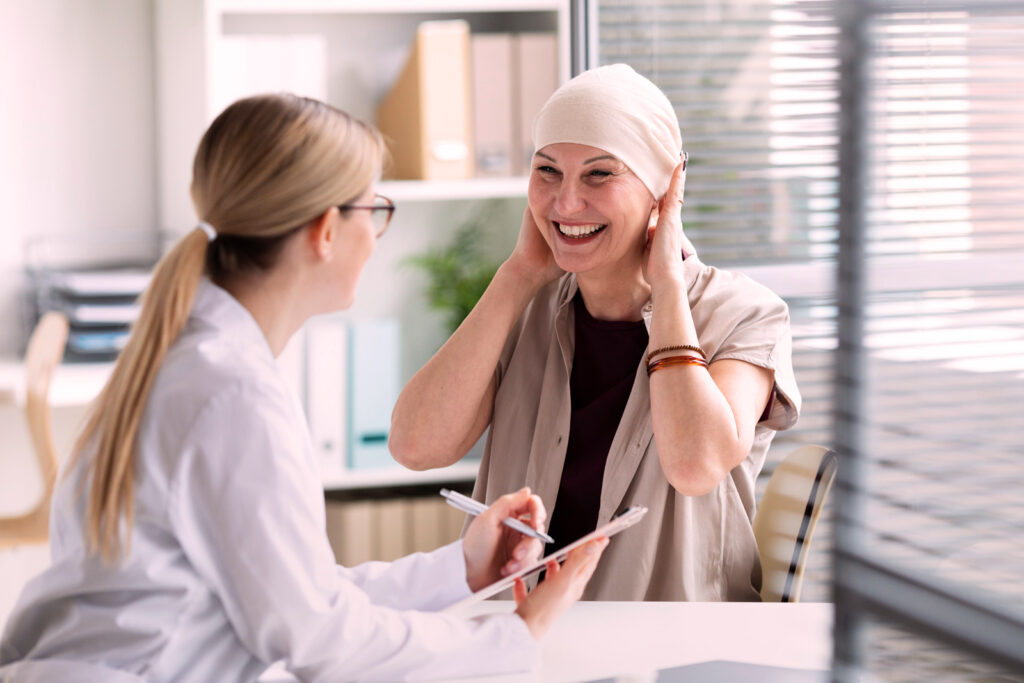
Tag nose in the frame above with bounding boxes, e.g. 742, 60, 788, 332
554, 178, 586, 217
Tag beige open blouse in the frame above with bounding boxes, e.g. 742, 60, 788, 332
471, 255, 801, 601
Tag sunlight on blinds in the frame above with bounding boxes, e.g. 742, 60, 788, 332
598, 0, 840, 264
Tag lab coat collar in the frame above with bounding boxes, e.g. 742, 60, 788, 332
190, 278, 276, 361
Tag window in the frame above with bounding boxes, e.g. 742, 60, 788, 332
593, 0, 1024, 675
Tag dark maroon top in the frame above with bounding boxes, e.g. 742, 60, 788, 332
545, 291, 649, 554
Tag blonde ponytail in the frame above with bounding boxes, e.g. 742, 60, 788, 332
76, 229, 209, 562
76, 93, 382, 563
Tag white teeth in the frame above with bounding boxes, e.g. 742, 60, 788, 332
557, 223, 605, 237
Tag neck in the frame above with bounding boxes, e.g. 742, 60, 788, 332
216, 268, 309, 357
575, 268, 651, 322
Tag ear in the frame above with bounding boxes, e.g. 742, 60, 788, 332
648, 205, 660, 228
306, 208, 337, 261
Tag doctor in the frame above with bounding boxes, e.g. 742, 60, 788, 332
0, 94, 606, 682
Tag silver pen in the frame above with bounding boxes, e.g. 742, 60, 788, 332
440, 488, 555, 544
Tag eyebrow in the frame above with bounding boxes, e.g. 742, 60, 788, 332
534, 151, 620, 165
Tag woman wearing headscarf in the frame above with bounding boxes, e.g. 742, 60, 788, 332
391, 64, 801, 602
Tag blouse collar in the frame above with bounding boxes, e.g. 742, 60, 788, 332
555, 254, 705, 333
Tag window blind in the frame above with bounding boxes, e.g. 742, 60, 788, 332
596, 0, 1024, 675
598, 0, 840, 265
833, 0, 1024, 676
596, 0, 842, 601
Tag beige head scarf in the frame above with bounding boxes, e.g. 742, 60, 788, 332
532, 63, 682, 199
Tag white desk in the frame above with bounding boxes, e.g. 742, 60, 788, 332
0, 359, 113, 407
460, 601, 833, 682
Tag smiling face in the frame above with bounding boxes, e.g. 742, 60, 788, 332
527, 142, 656, 280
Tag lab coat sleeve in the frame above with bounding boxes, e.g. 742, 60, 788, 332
167, 383, 539, 682
335, 541, 474, 612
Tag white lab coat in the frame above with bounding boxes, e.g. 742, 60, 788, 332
0, 280, 538, 682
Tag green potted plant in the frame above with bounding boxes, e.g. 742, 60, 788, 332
406, 207, 505, 336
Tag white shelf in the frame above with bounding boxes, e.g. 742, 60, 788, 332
213, 0, 561, 15
321, 461, 478, 490
379, 176, 528, 202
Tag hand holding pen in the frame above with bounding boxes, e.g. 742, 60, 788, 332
455, 487, 553, 592
441, 488, 554, 544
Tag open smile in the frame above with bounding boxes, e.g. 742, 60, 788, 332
555, 221, 607, 240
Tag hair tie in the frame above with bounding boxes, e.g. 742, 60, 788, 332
197, 221, 217, 242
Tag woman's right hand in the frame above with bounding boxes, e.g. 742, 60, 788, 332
512, 537, 608, 639
502, 208, 563, 290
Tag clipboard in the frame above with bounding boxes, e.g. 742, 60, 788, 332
444, 505, 648, 613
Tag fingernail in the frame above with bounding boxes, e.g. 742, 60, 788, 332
507, 562, 519, 572
515, 546, 527, 559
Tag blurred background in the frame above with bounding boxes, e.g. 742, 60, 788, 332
1, 0, 1022, 679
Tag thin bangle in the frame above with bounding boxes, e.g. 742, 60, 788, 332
647, 354, 709, 376
646, 344, 707, 364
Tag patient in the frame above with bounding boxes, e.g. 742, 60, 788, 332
390, 64, 801, 601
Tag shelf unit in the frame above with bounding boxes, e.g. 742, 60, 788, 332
155, 0, 568, 232
153, 0, 568, 491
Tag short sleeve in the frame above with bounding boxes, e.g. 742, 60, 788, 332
699, 271, 801, 431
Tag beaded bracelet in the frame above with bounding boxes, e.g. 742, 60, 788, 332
646, 354, 709, 376
646, 343, 707, 364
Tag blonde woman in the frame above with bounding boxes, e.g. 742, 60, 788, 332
0, 94, 605, 682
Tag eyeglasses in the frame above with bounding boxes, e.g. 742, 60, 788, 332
338, 194, 395, 237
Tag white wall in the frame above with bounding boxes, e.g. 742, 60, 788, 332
0, 0, 158, 356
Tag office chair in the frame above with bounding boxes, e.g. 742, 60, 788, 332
0, 312, 69, 547
752, 444, 838, 602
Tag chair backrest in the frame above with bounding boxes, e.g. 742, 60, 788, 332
0, 311, 69, 546
752, 444, 838, 602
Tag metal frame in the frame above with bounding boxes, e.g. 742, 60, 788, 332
569, 0, 598, 76
832, 0, 1024, 678
832, 0, 871, 675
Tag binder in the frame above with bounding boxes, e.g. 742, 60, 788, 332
470, 33, 515, 177
377, 21, 474, 180
305, 316, 347, 469
514, 33, 559, 176
347, 318, 401, 470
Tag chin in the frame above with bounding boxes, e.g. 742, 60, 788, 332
552, 252, 598, 275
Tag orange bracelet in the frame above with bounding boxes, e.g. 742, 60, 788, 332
646, 354, 709, 376
646, 344, 707, 364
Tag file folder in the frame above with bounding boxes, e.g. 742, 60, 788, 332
471, 33, 515, 177
347, 318, 401, 470
305, 316, 347, 469
377, 21, 474, 180
514, 33, 559, 175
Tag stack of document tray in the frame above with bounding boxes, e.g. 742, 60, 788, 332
31, 265, 151, 361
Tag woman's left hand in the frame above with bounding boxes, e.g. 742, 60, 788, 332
462, 487, 547, 592
643, 158, 693, 291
